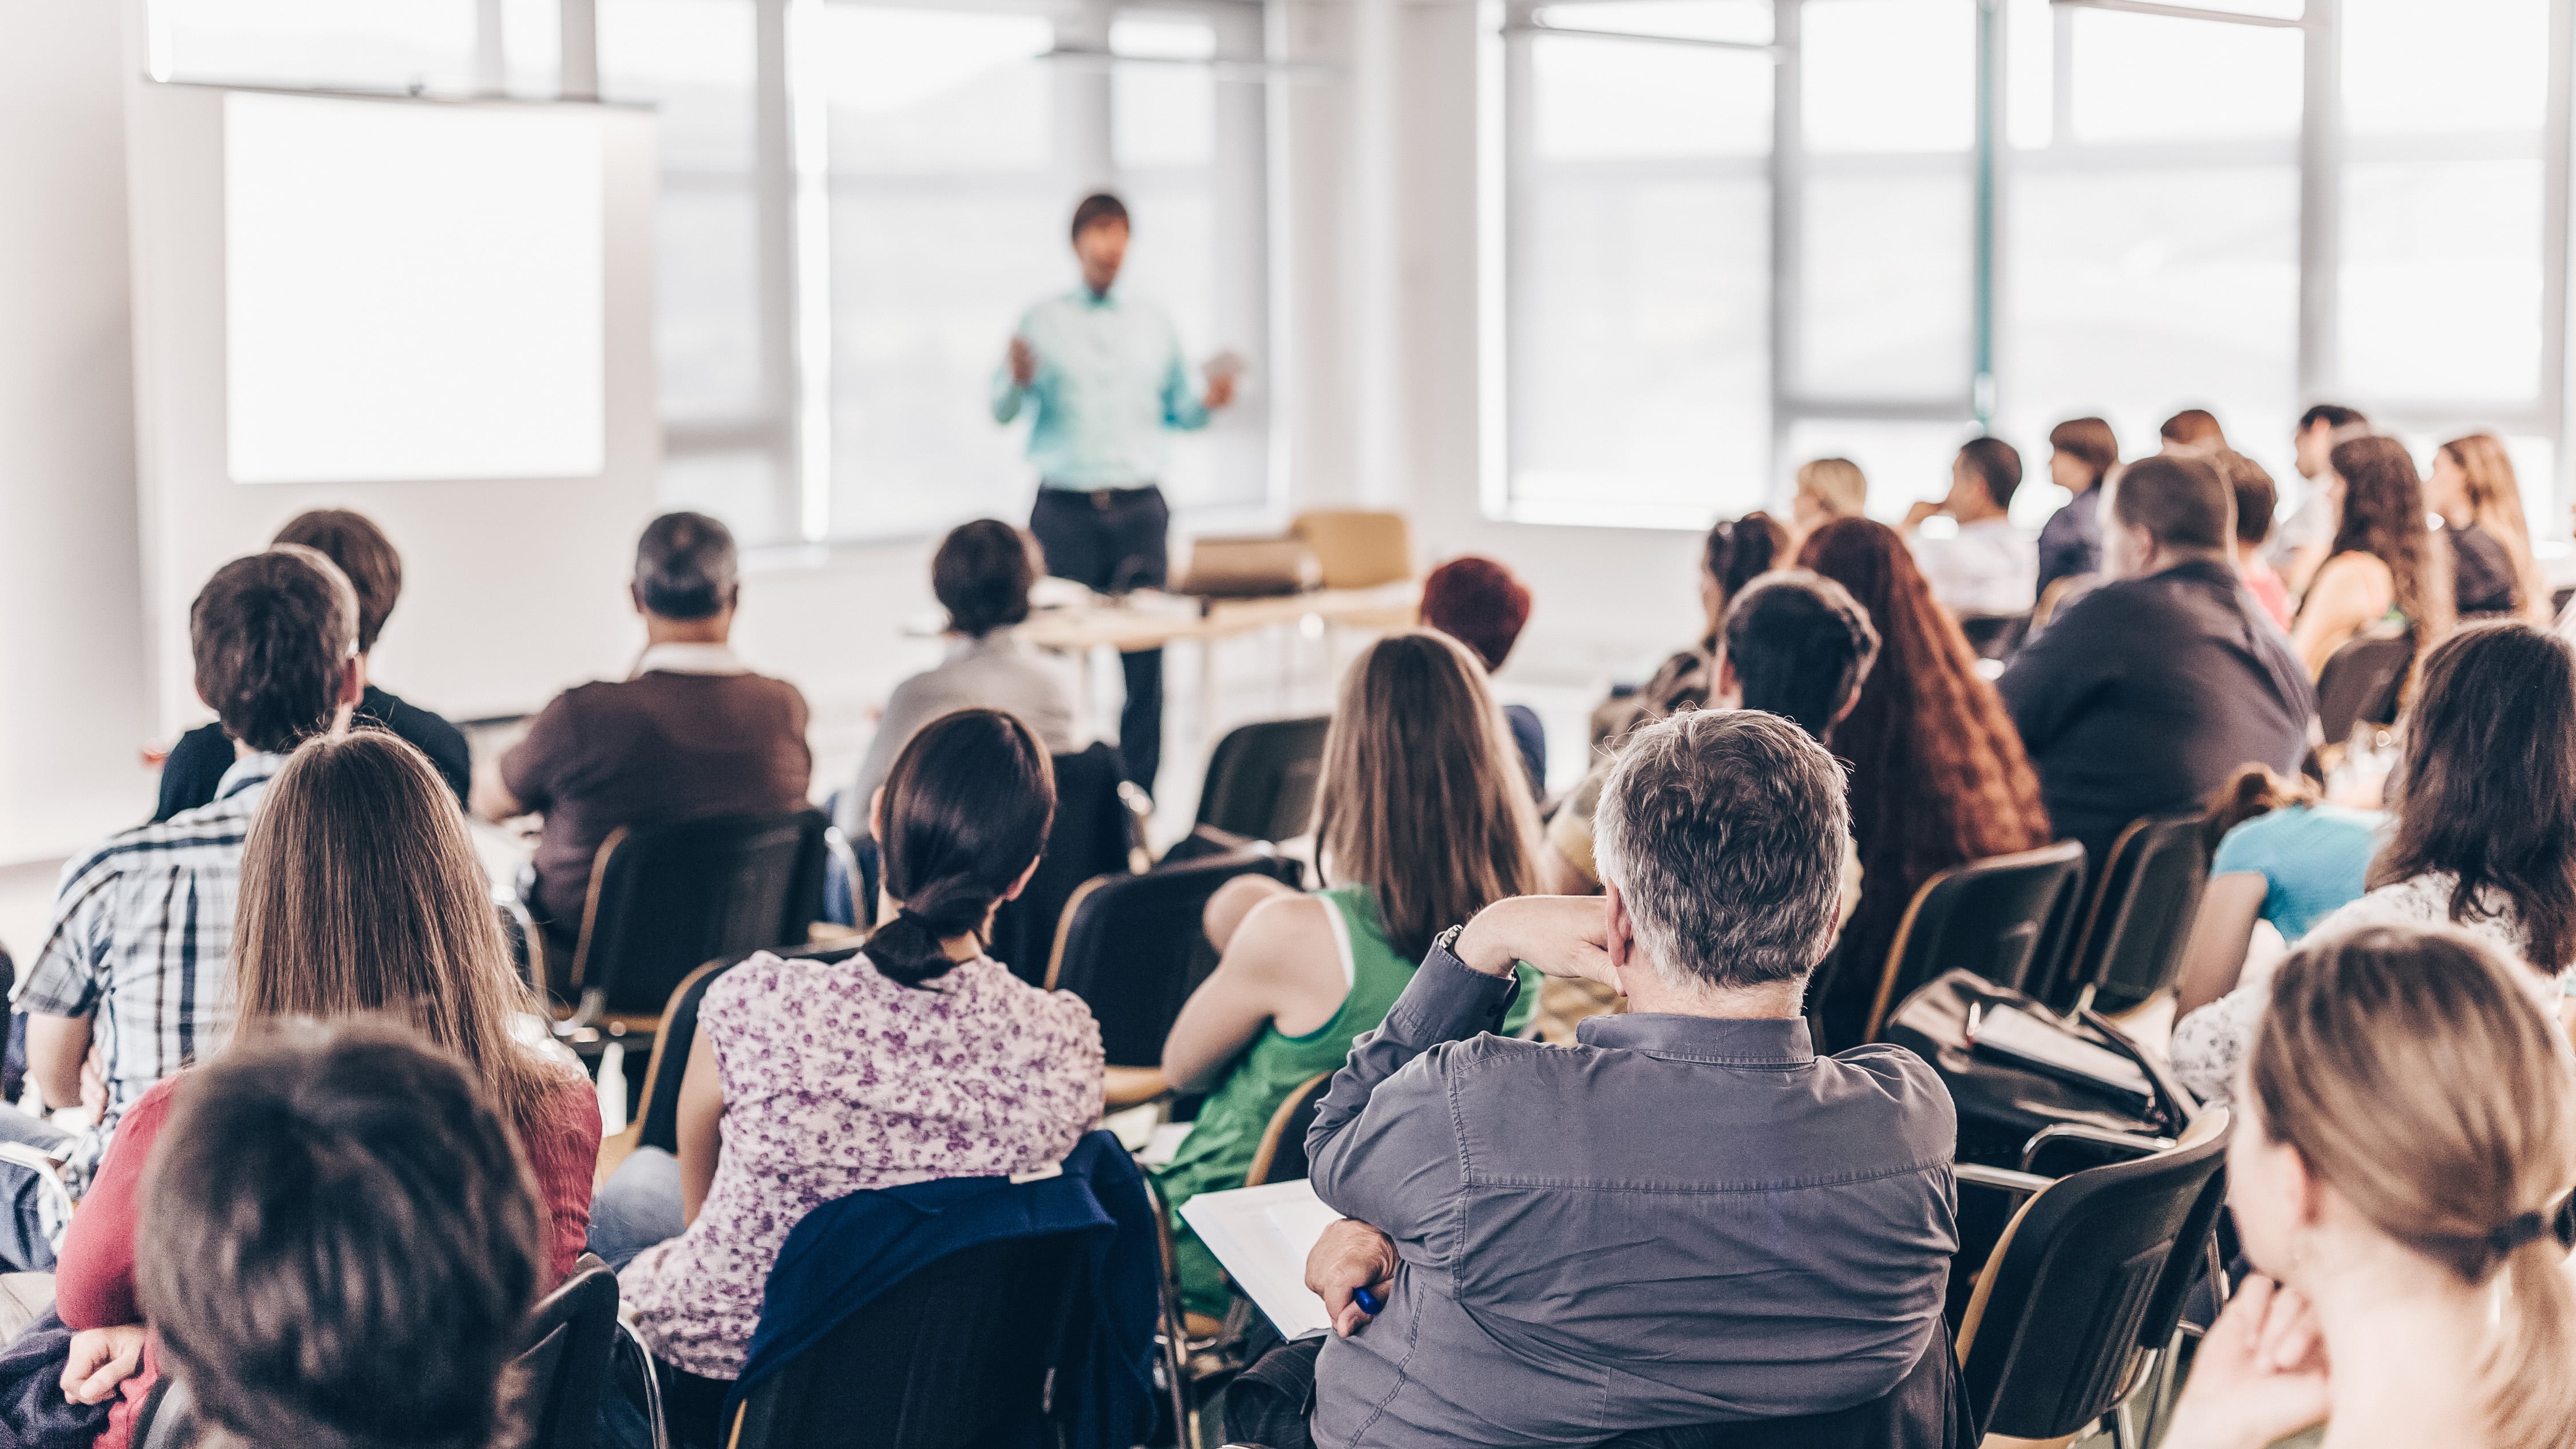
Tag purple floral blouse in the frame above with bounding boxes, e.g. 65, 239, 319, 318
621, 951, 1104, 1377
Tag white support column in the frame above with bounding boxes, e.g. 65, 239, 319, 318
560, 0, 600, 101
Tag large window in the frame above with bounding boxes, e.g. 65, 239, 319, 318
1494, 0, 2576, 536
150, 0, 1274, 547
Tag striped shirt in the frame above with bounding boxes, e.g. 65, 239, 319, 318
14, 753, 278, 1188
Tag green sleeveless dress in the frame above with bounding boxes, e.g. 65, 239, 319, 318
1152, 884, 1540, 1317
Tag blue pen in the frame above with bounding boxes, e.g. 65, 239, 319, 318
1353, 1286, 1383, 1315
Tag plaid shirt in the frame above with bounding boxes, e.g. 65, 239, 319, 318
14, 753, 280, 1189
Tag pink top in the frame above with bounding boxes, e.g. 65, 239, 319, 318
622, 951, 1103, 1377
2243, 557, 2295, 630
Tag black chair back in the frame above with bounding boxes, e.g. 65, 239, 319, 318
2042, 814, 2210, 1015
570, 809, 828, 1022
1195, 716, 1330, 842
2314, 626, 2412, 747
135, 1377, 189, 1449
634, 945, 864, 1156
1047, 846, 1304, 1067
1955, 612, 2032, 663
519, 1260, 622, 1449
1957, 1117, 2231, 1442
1862, 842, 2087, 1043
1591, 1331, 1971, 1448
1243, 1072, 1333, 1188
727, 1233, 1089, 1449
990, 743, 1135, 986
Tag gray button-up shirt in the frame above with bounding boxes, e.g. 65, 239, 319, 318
1305, 944, 1958, 1449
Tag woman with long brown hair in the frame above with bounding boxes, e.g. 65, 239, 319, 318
50, 728, 601, 1423
1799, 518, 2055, 1047
2290, 435, 2453, 675
2171, 620, 2576, 1107
2428, 433, 2550, 621
2161, 924, 2576, 1449
1155, 630, 1543, 1319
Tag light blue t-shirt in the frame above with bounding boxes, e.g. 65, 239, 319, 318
2210, 802, 2385, 943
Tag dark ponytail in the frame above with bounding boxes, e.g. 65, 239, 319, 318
864, 708, 1056, 987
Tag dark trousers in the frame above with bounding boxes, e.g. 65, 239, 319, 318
1029, 485, 1170, 795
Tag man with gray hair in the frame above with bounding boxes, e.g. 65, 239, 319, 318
1263, 710, 1958, 1448
481, 512, 811, 986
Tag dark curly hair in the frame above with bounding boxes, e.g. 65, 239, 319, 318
2322, 434, 2453, 656
1798, 517, 2055, 1045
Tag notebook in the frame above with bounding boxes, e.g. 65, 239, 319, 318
1178, 1179, 1349, 1341
1970, 1003, 2157, 1110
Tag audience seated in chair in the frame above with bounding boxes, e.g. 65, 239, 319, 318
51, 729, 603, 1444
2160, 924, 2576, 1449
154, 509, 470, 819
2271, 403, 2369, 597
831, 518, 1081, 845
1798, 520, 2054, 1048
2288, 436, 2453, 679
1154, 630, 1543, 1321
2428, 433, 2551, 623
2171, 765, 2378, 1019
1418, 555, 1547, 799
1539, 570, 1879, 1037
6, 547, 362, 1265
2170, 621, 2576, 1107
595, 707, 1102, 1392
1589, 513, 1789, 750
2214, 450, 2294, 631
2034, 416, 2117, 605
1997, 454, 2313, 880
1900, 437, 2036, 618
1268, 711, 1955, 1449
479, 511, 812, 990
136, 1020, 545, 1449
1787, 456, 1868, 553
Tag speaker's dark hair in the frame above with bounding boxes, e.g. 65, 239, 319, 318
864, 708, 1056, 987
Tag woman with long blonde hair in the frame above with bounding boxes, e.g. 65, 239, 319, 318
49, 728, 601, 1427
2162, 923, 2576, 1449
1155, 630, 1544, 1318
2429, 433, 2550, 621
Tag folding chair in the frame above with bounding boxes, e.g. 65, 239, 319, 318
1860, 841, 2087, 1042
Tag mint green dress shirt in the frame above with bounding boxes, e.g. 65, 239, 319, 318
991, 286, 1208, 489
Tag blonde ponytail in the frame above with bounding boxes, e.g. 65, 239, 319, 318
2482, 1231, 2576, 1449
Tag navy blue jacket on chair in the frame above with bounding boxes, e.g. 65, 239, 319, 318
724, 1130, 1160, 1449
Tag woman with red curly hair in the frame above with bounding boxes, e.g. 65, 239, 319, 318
1800, 517, 2055, 1047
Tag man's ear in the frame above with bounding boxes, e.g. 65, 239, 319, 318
629, 581, 648, 617
1603, 877, 1642, 982
1713, 649, 1743, 710
337, 655, 364, 710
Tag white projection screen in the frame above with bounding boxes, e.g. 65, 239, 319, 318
128, 84, 658, 736
224, 92, 606, 484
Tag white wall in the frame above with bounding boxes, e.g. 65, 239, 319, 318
0, 0, 155, 865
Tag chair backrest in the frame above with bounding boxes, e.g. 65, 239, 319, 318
635, 944, 864, 1155
1047, 846, 1305, 1067
1590, 1329, 1970, 1448
135, 1376, 189, 1449
2044, 814, 2211, 1015
572, 809, 829, 1018
1955, 1112, 2231, 1442
1863, 842, 2088, 1042
727, 1233, 1089, 1449
517, 1260, 622, 1449
1242, 1072, 1334, 1189
2316, 625, 2413, 747
1289, 510, 1414, 589
990, 743, 1135, 986
1955, 612, 2032, 663
1195, 716, 1330, 843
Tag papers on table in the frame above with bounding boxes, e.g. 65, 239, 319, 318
1178, 1179, 1349, 1341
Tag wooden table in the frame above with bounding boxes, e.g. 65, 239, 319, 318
1013, 581, 1423, 745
